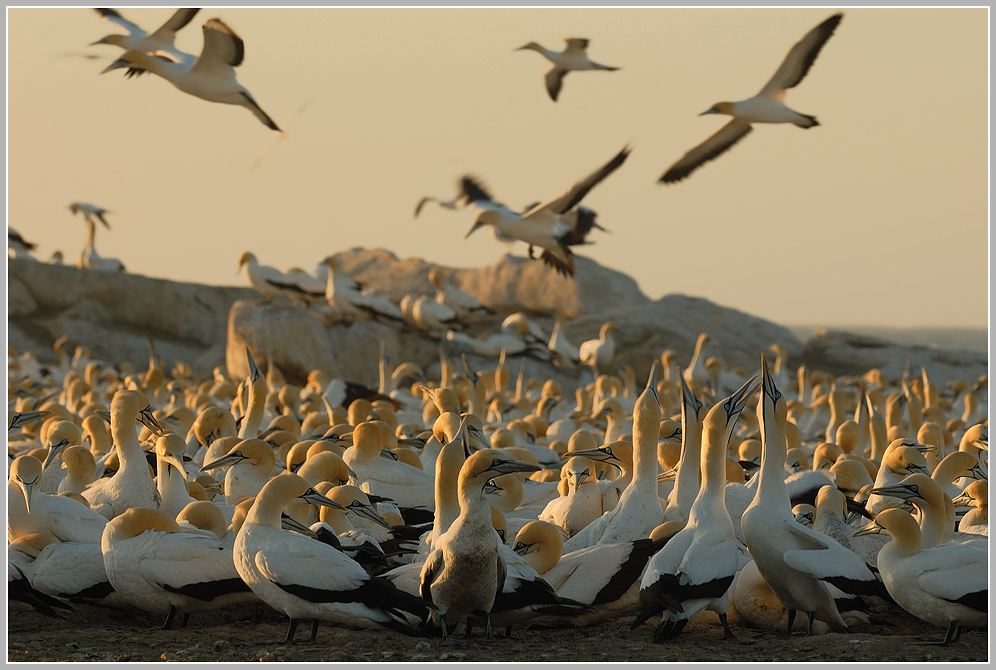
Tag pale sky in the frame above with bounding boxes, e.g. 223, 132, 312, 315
6, 6, 990, 330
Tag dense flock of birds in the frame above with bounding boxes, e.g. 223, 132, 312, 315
7, 326, 989, 649
7, 6, 989, 657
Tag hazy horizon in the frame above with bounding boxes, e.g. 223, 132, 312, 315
6, 7, 990, 331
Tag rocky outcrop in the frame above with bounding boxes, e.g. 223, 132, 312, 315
799, 329, 988, 384
8, 252, 986, 390
8, 259, 257, 378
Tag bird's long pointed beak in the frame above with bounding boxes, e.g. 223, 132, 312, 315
138, 406, 164, 436
464, 222, 483, 239
246, 348, 261, 383
853, 520, 885, 537
348, 502, 393, 530
42, 438, 71, 470
200, 453, 244, 472
280, 513, 318, 538
726, 374, 761, 424
490, 459, 541, 476
300, 487, 346, 510
18, 478, 36, 515
868, 483, 917, 500
760, 355, 781, 406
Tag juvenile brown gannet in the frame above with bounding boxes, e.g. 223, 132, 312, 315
854, 508, 987, 645
102, 18, 281, 131
419, 448, 540, 639
660, 13, 843, 183
516, 37, 620, 102
464, 146, 631, 276
634, 374, 760, 642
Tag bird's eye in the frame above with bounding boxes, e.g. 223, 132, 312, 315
491, 459, 502, 468
604, 448, 613, 456
909, 485, 919, 494
513, 542, 525, 551
582, 469, 590, 476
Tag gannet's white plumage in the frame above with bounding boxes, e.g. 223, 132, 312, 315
343, 422, 435, 510
82, 390, 164, 518
663, 371, 706, 525
155, 433, 196, 519
854, 508, 987, 645
234, 473, 427, 643
464, 146, 630, 277
870, 473, 987, 550
419, 448, 540, 639
563, 362, 664, 551
516, 37, 620, 102
76, 215, 124, 272
634, 374, 760, 642
322, 256, 405, 322
579, 323, 618, 375
200, 438, 276, 506
7, 532, 125, 608
741, 355, 877, 636
237, 252, 323, 304
8, 455, 108, 544
660, 13, 843, 183
102, 18, 281, 131
102, 507, 256, 628
539, 455, 603, 537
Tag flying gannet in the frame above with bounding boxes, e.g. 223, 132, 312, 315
659, 13, 843, 183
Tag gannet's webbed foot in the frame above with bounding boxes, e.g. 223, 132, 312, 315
720, 612, 735, 639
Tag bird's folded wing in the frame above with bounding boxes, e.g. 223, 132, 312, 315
254, 540, 369, 594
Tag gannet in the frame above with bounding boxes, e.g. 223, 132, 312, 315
854, 508, 987, 645
8, 455, 109, 544
237, 252, 323, 304
82, 390, 164, 518
57, 446, 98, 496
343, 422, 434, 510
102, 507, 256, 628
562, 363, 663, 551
201, 438, 276, 506
8, 531, 126, 609
321, 256, 405, 322
579, 323, 618, 377
102, 18, 281, 131
419, 448, 540, 639
864, 441, 930, 515
634, 374, 760, 642
512, 520, 667, 625
547, 311, 581, 367
76, 216, 124, 272
429, 268, 493, 317
68, 202, 111, 228
516, 37, 620, 102
40, 420, 84, 493
539, 455, 603, 537
660, 13, 843, 183
952, 480, 988, 536
870, 473, 986, 549
8, 561, 73, 620
741, 355, 878, 636
235, 473, 427, 643
91, 8, 200, 64
8, 227, 38, 260
155, 433, 196, 518
810, 485, 886, 568
683, 334, 712, 397
464, 146, 631, 276
663, 371, 706, 525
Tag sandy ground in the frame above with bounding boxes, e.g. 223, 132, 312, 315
7, 599, 988, 664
